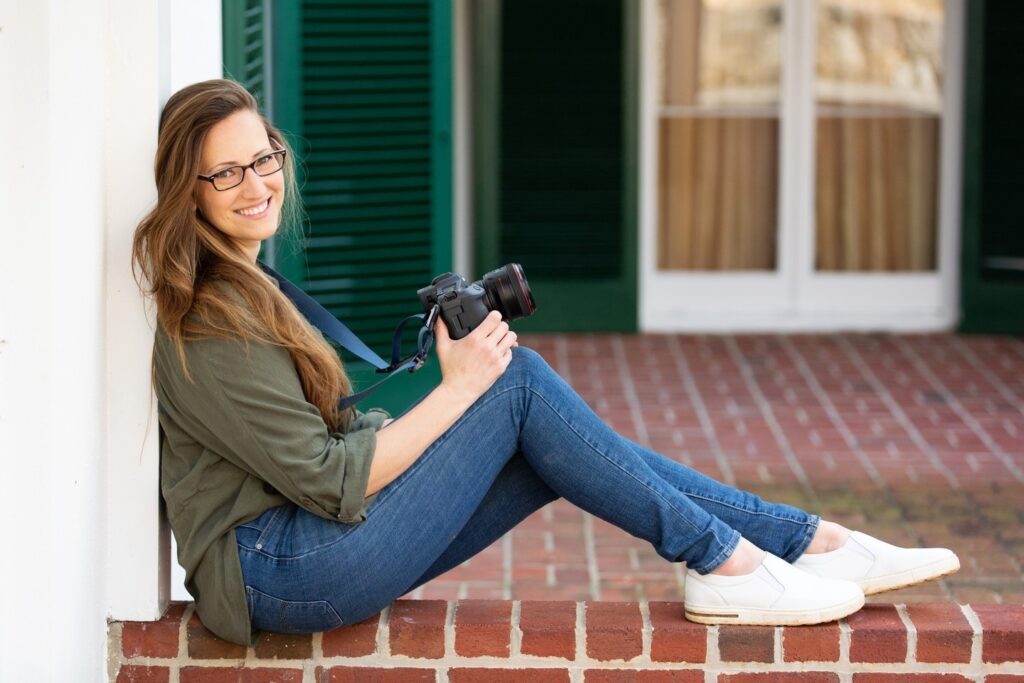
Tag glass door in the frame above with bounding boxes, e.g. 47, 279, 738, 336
640, 0, 963, 330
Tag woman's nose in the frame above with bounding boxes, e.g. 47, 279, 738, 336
239, 167, 268, 195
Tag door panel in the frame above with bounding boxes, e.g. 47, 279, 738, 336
656, 0, 782, 273
813, 0, 944, 273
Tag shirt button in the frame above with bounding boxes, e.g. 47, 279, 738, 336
301, 497, 314, 507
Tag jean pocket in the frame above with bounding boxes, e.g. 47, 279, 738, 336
237, 505, 291, 553
245, 586, 344, 634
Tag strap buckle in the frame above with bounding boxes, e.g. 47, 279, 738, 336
376, 304, 440, 375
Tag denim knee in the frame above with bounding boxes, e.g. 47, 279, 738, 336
496, 346, 549, 387
475, 347, 551, 407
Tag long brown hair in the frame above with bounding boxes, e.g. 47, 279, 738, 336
132, 79, 352, 430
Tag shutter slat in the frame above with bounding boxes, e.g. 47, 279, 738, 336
304, 7, 429, 21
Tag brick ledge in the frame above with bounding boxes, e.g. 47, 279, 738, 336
109, 600, 1024, 682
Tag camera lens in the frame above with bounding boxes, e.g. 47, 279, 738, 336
481, 263, 536, 321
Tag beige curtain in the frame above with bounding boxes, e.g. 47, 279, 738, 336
658, 118, 778, 270
815, 116, 939, 272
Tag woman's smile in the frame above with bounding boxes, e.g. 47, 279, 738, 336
235, 196, 272, 218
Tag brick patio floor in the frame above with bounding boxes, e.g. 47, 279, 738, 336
405, 332, 1024, 605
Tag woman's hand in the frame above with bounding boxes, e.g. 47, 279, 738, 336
367, 312, 519, 494
435, 310, 518, 406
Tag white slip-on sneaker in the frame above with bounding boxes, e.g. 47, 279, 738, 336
793, 531, 960, 595
683, 552, 865, 626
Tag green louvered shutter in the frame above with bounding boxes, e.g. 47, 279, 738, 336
300, 0, 451, 353
223, 0, 270, 111
279, 0, 452, 411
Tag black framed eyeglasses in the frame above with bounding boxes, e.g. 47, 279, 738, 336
197, 149, 287, 191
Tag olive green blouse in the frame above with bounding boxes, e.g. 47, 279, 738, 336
154, 325, 389, 646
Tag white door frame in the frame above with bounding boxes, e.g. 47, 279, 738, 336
638, 0, 966, 332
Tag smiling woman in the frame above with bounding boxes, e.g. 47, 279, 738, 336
131, 78, 958, 649
194, 111, 286, 261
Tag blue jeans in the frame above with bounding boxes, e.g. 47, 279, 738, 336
236, 347, 819, 634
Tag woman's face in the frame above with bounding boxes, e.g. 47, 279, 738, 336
195, 109, 285, 261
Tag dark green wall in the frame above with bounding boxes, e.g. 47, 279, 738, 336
474, 0, 638, 333
960, 0, 1024, 334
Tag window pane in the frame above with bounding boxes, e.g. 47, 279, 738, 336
657, 0, 782, 271
814, 0, 944, 272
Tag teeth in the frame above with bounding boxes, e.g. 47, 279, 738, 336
237, 199, 269, 216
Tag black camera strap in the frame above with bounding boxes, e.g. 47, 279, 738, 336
259, 261, 438, 410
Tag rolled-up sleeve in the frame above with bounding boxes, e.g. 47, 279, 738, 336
161, 333, 387, 523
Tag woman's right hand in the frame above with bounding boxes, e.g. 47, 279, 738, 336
368, 311, 518, 494
435, 310, 518, 406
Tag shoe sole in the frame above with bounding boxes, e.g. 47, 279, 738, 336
683, 593, 865, 626
861, 554, 961, 596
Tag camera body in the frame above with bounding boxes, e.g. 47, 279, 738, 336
418, 263, 536, 340
418, 273, 492, 340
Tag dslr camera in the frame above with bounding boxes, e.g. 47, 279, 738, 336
418, 263, 536, 339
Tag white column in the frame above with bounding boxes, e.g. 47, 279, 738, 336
103, 0, 168, 625
164, 0, 224, 97
0, 0, 108, 680
1, 0, 222, 679
106, 0, 224, 617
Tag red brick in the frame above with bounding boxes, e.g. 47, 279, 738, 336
985, 676, 1024, 682
906, 603, 973, 663
585, 672, 703, 683
520, 600, 576, 659
782, 623, 840, 662
322, 614, 380, 657
721, 675, 839, 683
974, 604, 1024, 663
121, 603, 187, 658
585, 602, 642, 662
853, 676, 972, 683
648, 601, 706, 663
116, 666, 170, 683
317, 667, 436, 683
186, 613, 247, 659
848, 604, 908, 663
388, 599, 447, 659
252, 631, 313, 659
180, 668, 303, 683
718, 625, 774, 663
453, 600, 512, 657
450, 670, 569, 683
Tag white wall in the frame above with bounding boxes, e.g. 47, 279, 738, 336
0, 0, 221, 679
1, 0, 109, 680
